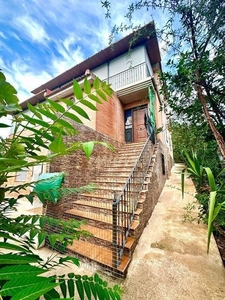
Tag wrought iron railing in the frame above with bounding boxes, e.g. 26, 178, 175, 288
112, 137, 153, 268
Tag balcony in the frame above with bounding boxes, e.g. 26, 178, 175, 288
105, 62, 153, 104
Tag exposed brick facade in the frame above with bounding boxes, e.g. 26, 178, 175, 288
47, 122, 123, 218
96, 93, 125, 143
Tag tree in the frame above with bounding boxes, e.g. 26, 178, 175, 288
171, 122, 222, 174
102, 0, 225, 160
0, 71, 122, 299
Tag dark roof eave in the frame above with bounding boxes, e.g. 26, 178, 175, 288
20, 73, 96, 111
31, 22, 161, 95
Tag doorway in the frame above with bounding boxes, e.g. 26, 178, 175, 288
124, 106, 147, 143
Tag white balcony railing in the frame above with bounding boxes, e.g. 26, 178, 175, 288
106, 62, 150, 91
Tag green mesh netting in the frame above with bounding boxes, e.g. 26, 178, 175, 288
33, 172, 64, 203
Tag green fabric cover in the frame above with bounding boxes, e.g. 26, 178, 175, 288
148, 86, 156, 127
33, 172, 64, 203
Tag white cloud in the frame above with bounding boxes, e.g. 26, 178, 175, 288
2, 59, 52, 101
0, 0, 171, 103
51, 44, 85, 75
0, 31, 6, 39
16, 15, 49, 44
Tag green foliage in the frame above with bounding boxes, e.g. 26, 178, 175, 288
171, 122, 222, 179
0, 71, 122, 299
182, 151, 225, 253
102, 0, 225, 160
0, 263, 122, 300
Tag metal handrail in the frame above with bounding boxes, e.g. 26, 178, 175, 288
112, 137, 154, 268
104, 62, 148, 90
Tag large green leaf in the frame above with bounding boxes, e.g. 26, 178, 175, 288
101, 81, 113, 96
207, 191, 217, 253
61, 98, 74, 107
1, 275, 51, 296
9, 281, 59, 300
0, 158, 27, 165
88, 94, 102, 104
36, 107, 58, 122
22, 113, 50, 128
68, 277, 75, 298
43, 287, 61, 299
0, 265, 45, 280
59, 275, 67, 298
56, 118, 77, 132
82, 141, 94, 159
204, 167, 216, 191
64, 111, 83, 124
38, 232, 47, 246
83, 280, 92, 300
0, 123, 11, 128
69, 105, 90, 120
93, 77, 100, 90
0, 233, 21, 243
96, 89, 107, 101
47, 99, 66, 113
80, 100, 98, 111
0, 242, 28, 252
89, 281, 97, 300
59, 256, 80, 267
76, 279, 84, 300
0, 254, 39, 265
73, 80, 83, 100
27, 103, 43, 120
49, 133, 66, 153
84, 78, 91, 94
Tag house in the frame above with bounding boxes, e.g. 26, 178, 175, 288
13, 21, 173, 277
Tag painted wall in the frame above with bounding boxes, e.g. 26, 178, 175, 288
144, 46, 153, 77
92, 46, 148, 84
92, 63, 108, 82
109, 46, 145, 77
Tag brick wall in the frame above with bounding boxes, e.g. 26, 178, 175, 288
131, 141, 173, 242
96, 93, 125, 143
47, 123, 123, 218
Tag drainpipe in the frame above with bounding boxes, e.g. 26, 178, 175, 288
107, 61, 110, 84
151, 76, 162, 106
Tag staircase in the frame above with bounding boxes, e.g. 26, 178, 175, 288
63, 139, 157, 277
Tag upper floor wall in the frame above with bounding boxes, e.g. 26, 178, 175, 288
92, 45, 153, 91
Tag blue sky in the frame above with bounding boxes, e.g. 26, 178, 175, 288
0, 0, 170, 103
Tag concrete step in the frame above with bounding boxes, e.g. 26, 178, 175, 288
87, 182, 143, 191
65, 208, 142, 227
106, 161, 137, 167
102, 166, 143, 172
67, 239, 131, 276
80, 224, 135, 251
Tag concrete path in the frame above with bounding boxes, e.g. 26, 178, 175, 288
120, 164, 225, 300
26, 163, 225, 299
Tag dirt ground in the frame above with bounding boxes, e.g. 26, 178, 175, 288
116, 164, 225, 300
20, 164, 225, 299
